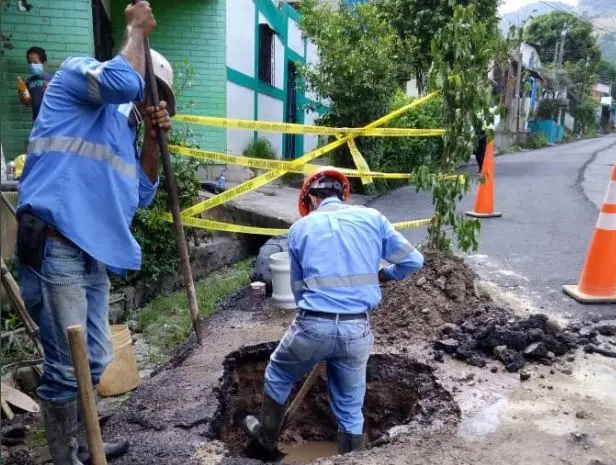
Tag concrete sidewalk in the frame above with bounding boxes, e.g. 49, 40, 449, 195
202, 184, 370, 230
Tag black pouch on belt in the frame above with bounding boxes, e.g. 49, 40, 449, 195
17, 212, 48, 272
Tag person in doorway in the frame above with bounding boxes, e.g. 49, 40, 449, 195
16, 2, 175, 464
243, 168, 424, 455
18, 46, 53, 121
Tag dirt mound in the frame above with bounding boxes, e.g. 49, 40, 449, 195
431, 307, 593, 371
373, 249, 486, 345
210, 342, 460, 459
373, 249, 606, 372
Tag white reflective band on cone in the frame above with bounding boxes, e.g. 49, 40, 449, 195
604, 181, 616, 205
596, 212, 616, 231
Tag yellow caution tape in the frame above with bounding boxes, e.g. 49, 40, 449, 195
161, 214, 289, 235
180, 92, 440, 218
346, 137, 373, 185
161, 213, 432, 235
170, 144, 464, 184
173, 114, 445, 138
169, 144, 413, 179
393, 217, 433, 230
179, 137, 350, 217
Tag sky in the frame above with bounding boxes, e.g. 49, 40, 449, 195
498, 0, 579, 15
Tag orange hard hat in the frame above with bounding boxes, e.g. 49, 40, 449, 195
298, 167, 350, 217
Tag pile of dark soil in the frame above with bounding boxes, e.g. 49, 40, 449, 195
372, 249, 487, 345
210, 342, 460, 458
430, 308, 599, 371
373, 249, 611, 372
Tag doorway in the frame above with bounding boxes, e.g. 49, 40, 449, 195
92, 0, 114, 61
284, 61, 298, 159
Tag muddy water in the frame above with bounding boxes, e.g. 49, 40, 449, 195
281, 442, 338, 464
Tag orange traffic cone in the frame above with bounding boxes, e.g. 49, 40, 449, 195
466, 141, 502, 218
563, 164, 616, 303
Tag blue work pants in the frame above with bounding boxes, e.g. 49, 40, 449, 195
264, 313, 373, 434
19, 238, 112, 402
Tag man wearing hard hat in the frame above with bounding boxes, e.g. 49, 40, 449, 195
243, 168, 424, 456
15, 3, 173, 464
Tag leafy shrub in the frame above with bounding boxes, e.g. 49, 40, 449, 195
375, 90, 444, 191
536, 99, 563, 120
112, 62, 203, 289
242, 137, 277, 160
523, 132, 549, 149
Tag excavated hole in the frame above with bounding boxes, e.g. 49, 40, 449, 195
211, 342, 460, 461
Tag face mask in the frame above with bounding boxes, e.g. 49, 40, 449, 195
29, 63, 44, 75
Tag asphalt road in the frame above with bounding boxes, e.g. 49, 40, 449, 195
370, 135, 616, 320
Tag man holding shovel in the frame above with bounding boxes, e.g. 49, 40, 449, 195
16, 2, 174, 464
243, 168, 424, 455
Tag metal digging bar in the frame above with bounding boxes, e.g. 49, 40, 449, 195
132, 0, 202, 343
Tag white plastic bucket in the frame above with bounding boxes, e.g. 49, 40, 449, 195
269, 252, 297, 310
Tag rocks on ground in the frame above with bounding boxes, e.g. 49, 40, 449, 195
373, 249, 608, 373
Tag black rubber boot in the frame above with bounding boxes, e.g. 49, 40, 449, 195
337, 432, 366, 454
242, 394, 286, 454
40, 399, 83, 465
76, 405, 129, 463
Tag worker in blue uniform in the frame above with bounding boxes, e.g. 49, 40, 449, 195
15, 3, 174, 464
243, 167, 424, 455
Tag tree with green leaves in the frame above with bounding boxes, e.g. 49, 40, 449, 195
597, 59, 616, 97
299, 0, 400, 177
524, 11, 601, 69
374, 0, 499, 94
418, 2, 502, 252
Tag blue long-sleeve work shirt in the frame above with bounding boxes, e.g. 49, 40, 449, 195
288, 198, 424, 314
17, 55, 158, 275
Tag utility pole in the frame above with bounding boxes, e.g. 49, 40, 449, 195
557, 26, 567, 69
553, 40, 560, 66
579, 55, 590, 135
511, 50, 522, 132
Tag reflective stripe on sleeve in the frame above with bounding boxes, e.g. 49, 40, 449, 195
86, 64, 104, 102
386, 241, 416, 264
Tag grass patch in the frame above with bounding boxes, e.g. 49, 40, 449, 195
138, 259, 252, 359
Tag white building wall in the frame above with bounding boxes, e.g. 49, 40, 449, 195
227, 0, 255, 76
274, 35, 285, 90
304, 111, 319, 153
564, 113, 575, 132
287, 18, 304, 56
305, 40, 319, 101
227, 82, 255, 154
520, 43, 541, 69
257, 94, 284, 158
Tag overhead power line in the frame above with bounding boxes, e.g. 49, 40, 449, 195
539, 0, 616, 34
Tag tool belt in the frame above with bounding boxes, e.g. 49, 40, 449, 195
299, 309, 368, 321
17, 212, 72, 272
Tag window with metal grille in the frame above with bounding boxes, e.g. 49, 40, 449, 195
258, 24, 275, 85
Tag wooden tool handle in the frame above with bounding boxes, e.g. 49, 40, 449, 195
66, 325, 107, 465
131, 0, 202, 344
283, 363, 322, 427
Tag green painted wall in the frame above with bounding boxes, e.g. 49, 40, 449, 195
110, 0, 226, 152
0, 0, 94, 160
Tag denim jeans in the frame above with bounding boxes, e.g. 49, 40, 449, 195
19, 238, 112, 402
264, 313, 374, 434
